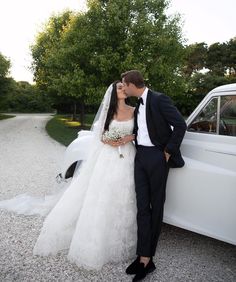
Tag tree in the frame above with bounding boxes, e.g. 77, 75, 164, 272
183, 42, 208, 76
0, 53, 12, 110
30, 11, 78, 117
31, 0, 186, 123
181, 37, 236, 116
206, 42, 227, 75
84, 0, 186, 97
226, 38, 236, 76
0, 53, 10, 78
2, 81, 52, 113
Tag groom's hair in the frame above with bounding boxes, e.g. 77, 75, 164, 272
121, 70, 145, 88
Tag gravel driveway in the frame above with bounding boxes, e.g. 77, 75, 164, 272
0, 113, 235, 282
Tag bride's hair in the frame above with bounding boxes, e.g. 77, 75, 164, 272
104, 80, 128, 131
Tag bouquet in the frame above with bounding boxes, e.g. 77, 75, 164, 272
102, 127, 130, 158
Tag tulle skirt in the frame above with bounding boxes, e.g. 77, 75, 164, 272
33, 141, 137, 270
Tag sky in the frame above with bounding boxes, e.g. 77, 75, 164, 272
0, 0, 235, 83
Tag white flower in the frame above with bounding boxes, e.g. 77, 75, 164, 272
102, 127, 130, 158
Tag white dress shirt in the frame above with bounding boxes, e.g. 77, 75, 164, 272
137, 87, 155, 146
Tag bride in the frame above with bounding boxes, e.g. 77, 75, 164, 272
0, 81, 138, 271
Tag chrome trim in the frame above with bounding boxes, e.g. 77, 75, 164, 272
216, 96, 221, 135
205, 149, 236, 156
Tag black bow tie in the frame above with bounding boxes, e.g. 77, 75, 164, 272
137, 97, 144, 106
135, 97, 144, 116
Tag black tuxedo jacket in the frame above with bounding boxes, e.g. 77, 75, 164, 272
133, 89, 187, 168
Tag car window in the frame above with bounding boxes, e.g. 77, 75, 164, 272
219, 95, 236, 136
188, 97, 218, 134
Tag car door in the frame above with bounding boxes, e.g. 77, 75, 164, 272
164, 92, 236, 245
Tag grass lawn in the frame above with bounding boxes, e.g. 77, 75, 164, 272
0, 113, 16, 120
46, 114, 95, 147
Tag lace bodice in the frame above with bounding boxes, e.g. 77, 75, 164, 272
109, 118, 134, 135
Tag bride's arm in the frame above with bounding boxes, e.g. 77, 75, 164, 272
119, 134, 135, 145
102, 139, 122, 147
101, 134, 123, 147
101, 136, 134, 146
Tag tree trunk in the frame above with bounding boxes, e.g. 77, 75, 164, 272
79, 99, 85, 126
72, 101, 77, 121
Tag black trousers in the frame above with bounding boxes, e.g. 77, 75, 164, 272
134, 145, 170, 257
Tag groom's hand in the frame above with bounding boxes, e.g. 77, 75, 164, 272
164, 150, 171, 162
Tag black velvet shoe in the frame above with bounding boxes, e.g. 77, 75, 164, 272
132, 260, 156, 282
125, 256, 140, 275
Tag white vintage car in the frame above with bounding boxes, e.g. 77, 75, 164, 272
57, 83, 236, 246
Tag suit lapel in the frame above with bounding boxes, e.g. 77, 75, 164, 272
133, 101, 139, 137
146, 89, 157, 143
146, 89, 152, 131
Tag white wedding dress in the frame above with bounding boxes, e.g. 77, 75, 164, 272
30, 117, 137, 270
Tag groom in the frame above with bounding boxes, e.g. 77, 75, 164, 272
121, 70, 187, 281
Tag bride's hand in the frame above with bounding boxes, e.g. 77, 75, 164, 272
119, 134, 135, 145
102, 139, 123, 147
